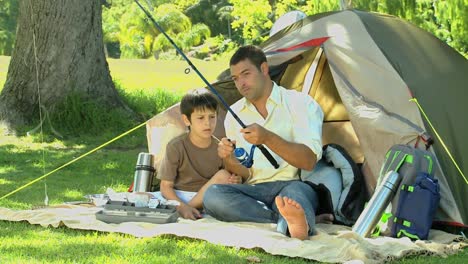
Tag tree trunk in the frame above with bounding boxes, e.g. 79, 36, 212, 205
340, 0, 353, 10
0, 0, 130, 127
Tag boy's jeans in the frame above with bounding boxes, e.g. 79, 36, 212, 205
203, 180, 318, 236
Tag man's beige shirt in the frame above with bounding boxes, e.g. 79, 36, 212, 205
225, 82, 323, 184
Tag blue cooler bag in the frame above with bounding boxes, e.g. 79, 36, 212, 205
391, 172, 440, 240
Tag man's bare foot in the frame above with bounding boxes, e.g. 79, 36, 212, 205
316, 213, 334, 224
275, 196, 309, 240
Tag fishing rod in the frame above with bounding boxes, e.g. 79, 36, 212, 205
134, 0, 279, 169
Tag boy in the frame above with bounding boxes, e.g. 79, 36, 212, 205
158, 88, 242, 220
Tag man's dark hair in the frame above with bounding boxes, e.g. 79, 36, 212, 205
229, 45, 267, 71
180, 88, 218, 121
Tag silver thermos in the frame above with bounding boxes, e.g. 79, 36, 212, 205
133, 152, 155, 192
352, 170, 402, 237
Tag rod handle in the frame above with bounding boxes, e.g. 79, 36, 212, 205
257, 145, 279, 169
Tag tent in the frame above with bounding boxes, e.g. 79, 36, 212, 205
147, 9, 468, 231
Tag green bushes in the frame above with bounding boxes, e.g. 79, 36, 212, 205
115, 80, 182, 119
49, 92, 133, 136
48, 84, 181, 137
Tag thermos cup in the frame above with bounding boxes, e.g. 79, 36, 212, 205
133, 152, 155, 192
352, 170, 402, 237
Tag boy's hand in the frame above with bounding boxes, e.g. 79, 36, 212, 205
176, 203, 202, 220
218, 137, 236, 159
228, 173, 243, 184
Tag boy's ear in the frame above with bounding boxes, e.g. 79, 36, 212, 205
182, 114, 191, 126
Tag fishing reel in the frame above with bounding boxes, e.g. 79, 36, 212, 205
234, 145, 256, 168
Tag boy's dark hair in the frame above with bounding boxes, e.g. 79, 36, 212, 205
180, 88, 218, 121
229, 45, 267, 71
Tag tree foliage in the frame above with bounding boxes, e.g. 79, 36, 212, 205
185, 0, 231, 37
433, 0, 467, 56
0, 0, 19, 55
111, 1, 212, 58
352, 0, 467, 57
229, 0, 273, 44
118, 3, 155, 58
1, 0, 466, 58
301, 0, 340, 15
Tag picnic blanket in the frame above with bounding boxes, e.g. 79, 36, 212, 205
0, 205, 466, 263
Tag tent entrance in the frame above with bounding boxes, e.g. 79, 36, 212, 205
275, 48, 364, 165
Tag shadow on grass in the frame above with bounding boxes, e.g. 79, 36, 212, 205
0, 84, 182, 210
0, 138, 146, 209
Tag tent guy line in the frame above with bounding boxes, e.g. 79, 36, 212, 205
0, 121, 148, 200
410, 98, 467, 184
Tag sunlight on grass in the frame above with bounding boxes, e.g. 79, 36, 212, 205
61, 189, 83, 198
0, 131, 33, 146
16, 144, 49, 153
107, 58, 228, 93
0, 200, 30, 209
1, 55, 228, 97
101, 161, 119, 170
45, 139, 69, 149
0, 128, 80, 152
0, 177, 13, 184
0, 55, 9, 91
1, 56, 467, 264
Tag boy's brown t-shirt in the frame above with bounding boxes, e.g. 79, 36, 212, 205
158, 133, 223, 192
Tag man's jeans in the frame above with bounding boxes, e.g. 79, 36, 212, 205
203, 180, 319, 236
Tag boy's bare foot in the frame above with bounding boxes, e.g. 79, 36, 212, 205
275, 196, 309, 240
316, 213, 334, 224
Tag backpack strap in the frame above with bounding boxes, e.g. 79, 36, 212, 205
423, 154, 434, 174
393, 217, 421, 240
378, 149, 413, 186
397, 229, 421, 240
393, 216, 412, 228
400, 184, 414, 192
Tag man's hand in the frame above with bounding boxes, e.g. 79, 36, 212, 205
177, 203, 202, 220
240, 123, 271, 145
218, 137, 236, 159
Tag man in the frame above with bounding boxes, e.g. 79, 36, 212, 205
203, 45, 325, 240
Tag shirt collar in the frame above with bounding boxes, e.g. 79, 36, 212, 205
269, 82, 281, 105
240, 81, 281, 111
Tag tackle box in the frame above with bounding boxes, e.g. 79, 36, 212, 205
95, 200, 179, 224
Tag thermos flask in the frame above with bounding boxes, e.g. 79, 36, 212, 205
133, 152, 155, 192
352, 170, 402, 237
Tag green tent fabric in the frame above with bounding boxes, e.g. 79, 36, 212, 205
356, 10, 468, 227
211, 9, 468, 229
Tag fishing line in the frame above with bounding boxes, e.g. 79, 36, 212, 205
29, 0, 49, 206
134, 0, 279, 168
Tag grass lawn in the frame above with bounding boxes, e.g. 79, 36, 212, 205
0, 56, 228, 93
0, 56, 9, 89
107, 57, 228, 93
0, 56, 466, 263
